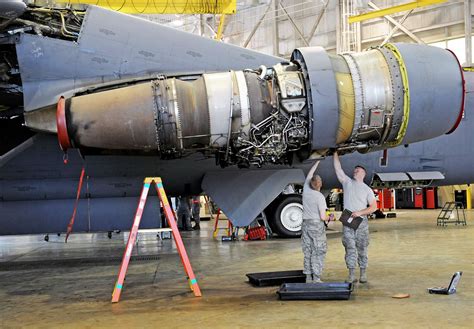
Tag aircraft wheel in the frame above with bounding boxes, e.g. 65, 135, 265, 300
269, 195, 302, 238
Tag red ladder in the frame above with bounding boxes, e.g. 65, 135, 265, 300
111, 177, 202, 303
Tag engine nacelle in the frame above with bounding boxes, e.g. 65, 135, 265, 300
26, 44, 465, 167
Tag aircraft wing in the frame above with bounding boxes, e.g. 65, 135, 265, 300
13, 5, 281, 111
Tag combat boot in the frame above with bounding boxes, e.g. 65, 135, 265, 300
360, 268, 368, 283
346, 268, 357, 283
312, 276, 323, 283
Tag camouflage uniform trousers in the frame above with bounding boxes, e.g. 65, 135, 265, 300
192, 204, 200, 225
301, 222, 327, 277
177, 210, 191, 229
342, 218, 369, 269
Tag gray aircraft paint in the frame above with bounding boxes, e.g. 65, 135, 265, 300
202, 169, 305, 229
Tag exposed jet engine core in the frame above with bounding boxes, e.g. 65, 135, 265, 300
27, 43, 465, 167
55, 63, 310, 167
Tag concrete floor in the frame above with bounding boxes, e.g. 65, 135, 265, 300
0, 210, 473, 328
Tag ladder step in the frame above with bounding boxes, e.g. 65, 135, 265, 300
154, 228, 172, 233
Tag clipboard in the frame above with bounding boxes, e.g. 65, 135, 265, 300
339, 209, 363, 230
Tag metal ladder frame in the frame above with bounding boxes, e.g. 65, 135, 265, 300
437, 201, 467, 226
111, 177, 202, 303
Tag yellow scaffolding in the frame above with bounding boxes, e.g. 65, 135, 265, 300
467, 187, 472, 210
348, 0, 446, 23
61, 0, 236, 14
215, 14, 226, 40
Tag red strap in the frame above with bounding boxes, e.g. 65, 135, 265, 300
65, 166, 86, 243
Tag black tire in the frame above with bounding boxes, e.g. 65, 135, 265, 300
264, 203, 278, 233
269, 194, 303, 238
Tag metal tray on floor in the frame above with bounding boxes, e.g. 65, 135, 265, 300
246, 270, 306, 287
277, 282, 353, 300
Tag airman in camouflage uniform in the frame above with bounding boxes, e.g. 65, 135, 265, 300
301, 161, 331, 283
333, 152, 377, 283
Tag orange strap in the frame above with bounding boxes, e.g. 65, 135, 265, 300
65, 166, 86, 243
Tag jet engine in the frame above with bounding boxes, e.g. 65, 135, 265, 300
26, 43, 465, 167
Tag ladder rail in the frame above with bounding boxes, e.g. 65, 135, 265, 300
154, 180, 202, 296
112, 183, 151, 302
213, 208, 233, 237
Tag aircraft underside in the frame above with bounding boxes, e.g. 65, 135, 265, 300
0, 2, 472, 237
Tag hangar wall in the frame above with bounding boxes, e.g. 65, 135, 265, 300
144, 0, 473, 65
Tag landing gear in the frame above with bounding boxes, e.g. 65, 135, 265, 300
44, 234, 49, 242
266, 194, 303, 238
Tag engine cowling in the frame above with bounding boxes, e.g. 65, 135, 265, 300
293, 43, 464, 155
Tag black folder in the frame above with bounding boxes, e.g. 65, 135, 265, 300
339, 209, 363, 230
